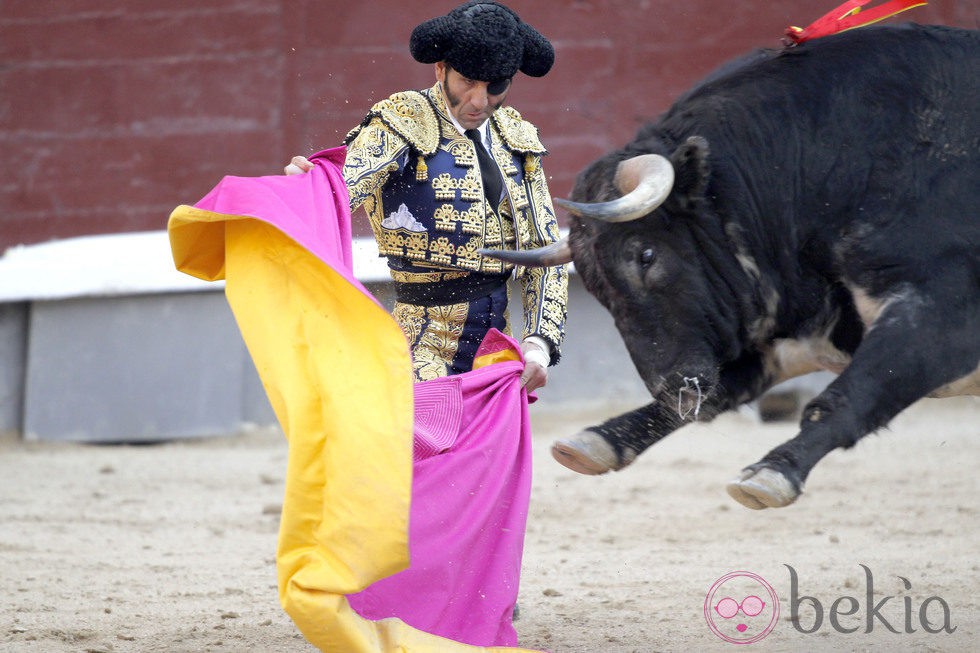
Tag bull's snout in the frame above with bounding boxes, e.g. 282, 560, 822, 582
639, 369, 716, 422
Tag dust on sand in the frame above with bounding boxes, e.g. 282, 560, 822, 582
2, 396, 977, 652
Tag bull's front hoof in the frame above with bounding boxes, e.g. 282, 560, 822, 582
551, 431, 635, 475
726, 467, 801, 510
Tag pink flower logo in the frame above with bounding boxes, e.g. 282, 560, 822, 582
704, 571, 780, 644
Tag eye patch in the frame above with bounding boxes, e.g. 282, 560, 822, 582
487, 78, 512, 95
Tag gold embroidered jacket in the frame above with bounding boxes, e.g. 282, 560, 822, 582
343, 82, 567, 358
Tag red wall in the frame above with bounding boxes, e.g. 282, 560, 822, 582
1, 1, 973, 249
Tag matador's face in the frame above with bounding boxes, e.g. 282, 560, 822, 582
436, 62, 511, 130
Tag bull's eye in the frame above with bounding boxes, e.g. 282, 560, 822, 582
639, 248, 656, 268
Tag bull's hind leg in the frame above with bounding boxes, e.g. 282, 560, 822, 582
728, 283, 978, 509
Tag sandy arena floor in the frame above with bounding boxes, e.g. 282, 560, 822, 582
1, 395, 977, 652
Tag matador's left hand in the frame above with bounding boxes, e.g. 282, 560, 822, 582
520, 340, 549, 393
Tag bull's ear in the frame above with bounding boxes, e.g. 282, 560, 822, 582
669, 136, 710, 208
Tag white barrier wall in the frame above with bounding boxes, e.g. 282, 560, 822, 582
0, 231, 652, 441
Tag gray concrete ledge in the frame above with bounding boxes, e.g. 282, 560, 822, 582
0, 231, 828, 442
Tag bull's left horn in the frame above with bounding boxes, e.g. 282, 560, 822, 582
478, 237, 572, 267
556, 153, 674, 223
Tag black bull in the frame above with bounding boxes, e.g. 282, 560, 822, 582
483, 24, 979, 509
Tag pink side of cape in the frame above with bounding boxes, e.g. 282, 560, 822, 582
349, 330, 532, 647
193, 146, 375, 304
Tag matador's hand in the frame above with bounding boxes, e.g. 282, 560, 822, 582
520, 339, 549, 393
284, 155, 313, 175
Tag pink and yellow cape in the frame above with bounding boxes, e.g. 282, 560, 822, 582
168, 147, 543, 653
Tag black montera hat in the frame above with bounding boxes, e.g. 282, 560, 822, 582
409, 1, 554, 83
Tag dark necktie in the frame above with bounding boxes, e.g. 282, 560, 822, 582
465, 128, 504, 208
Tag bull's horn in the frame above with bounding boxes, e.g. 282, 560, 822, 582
478, 237, 572, 267
555, 153, 674, 223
